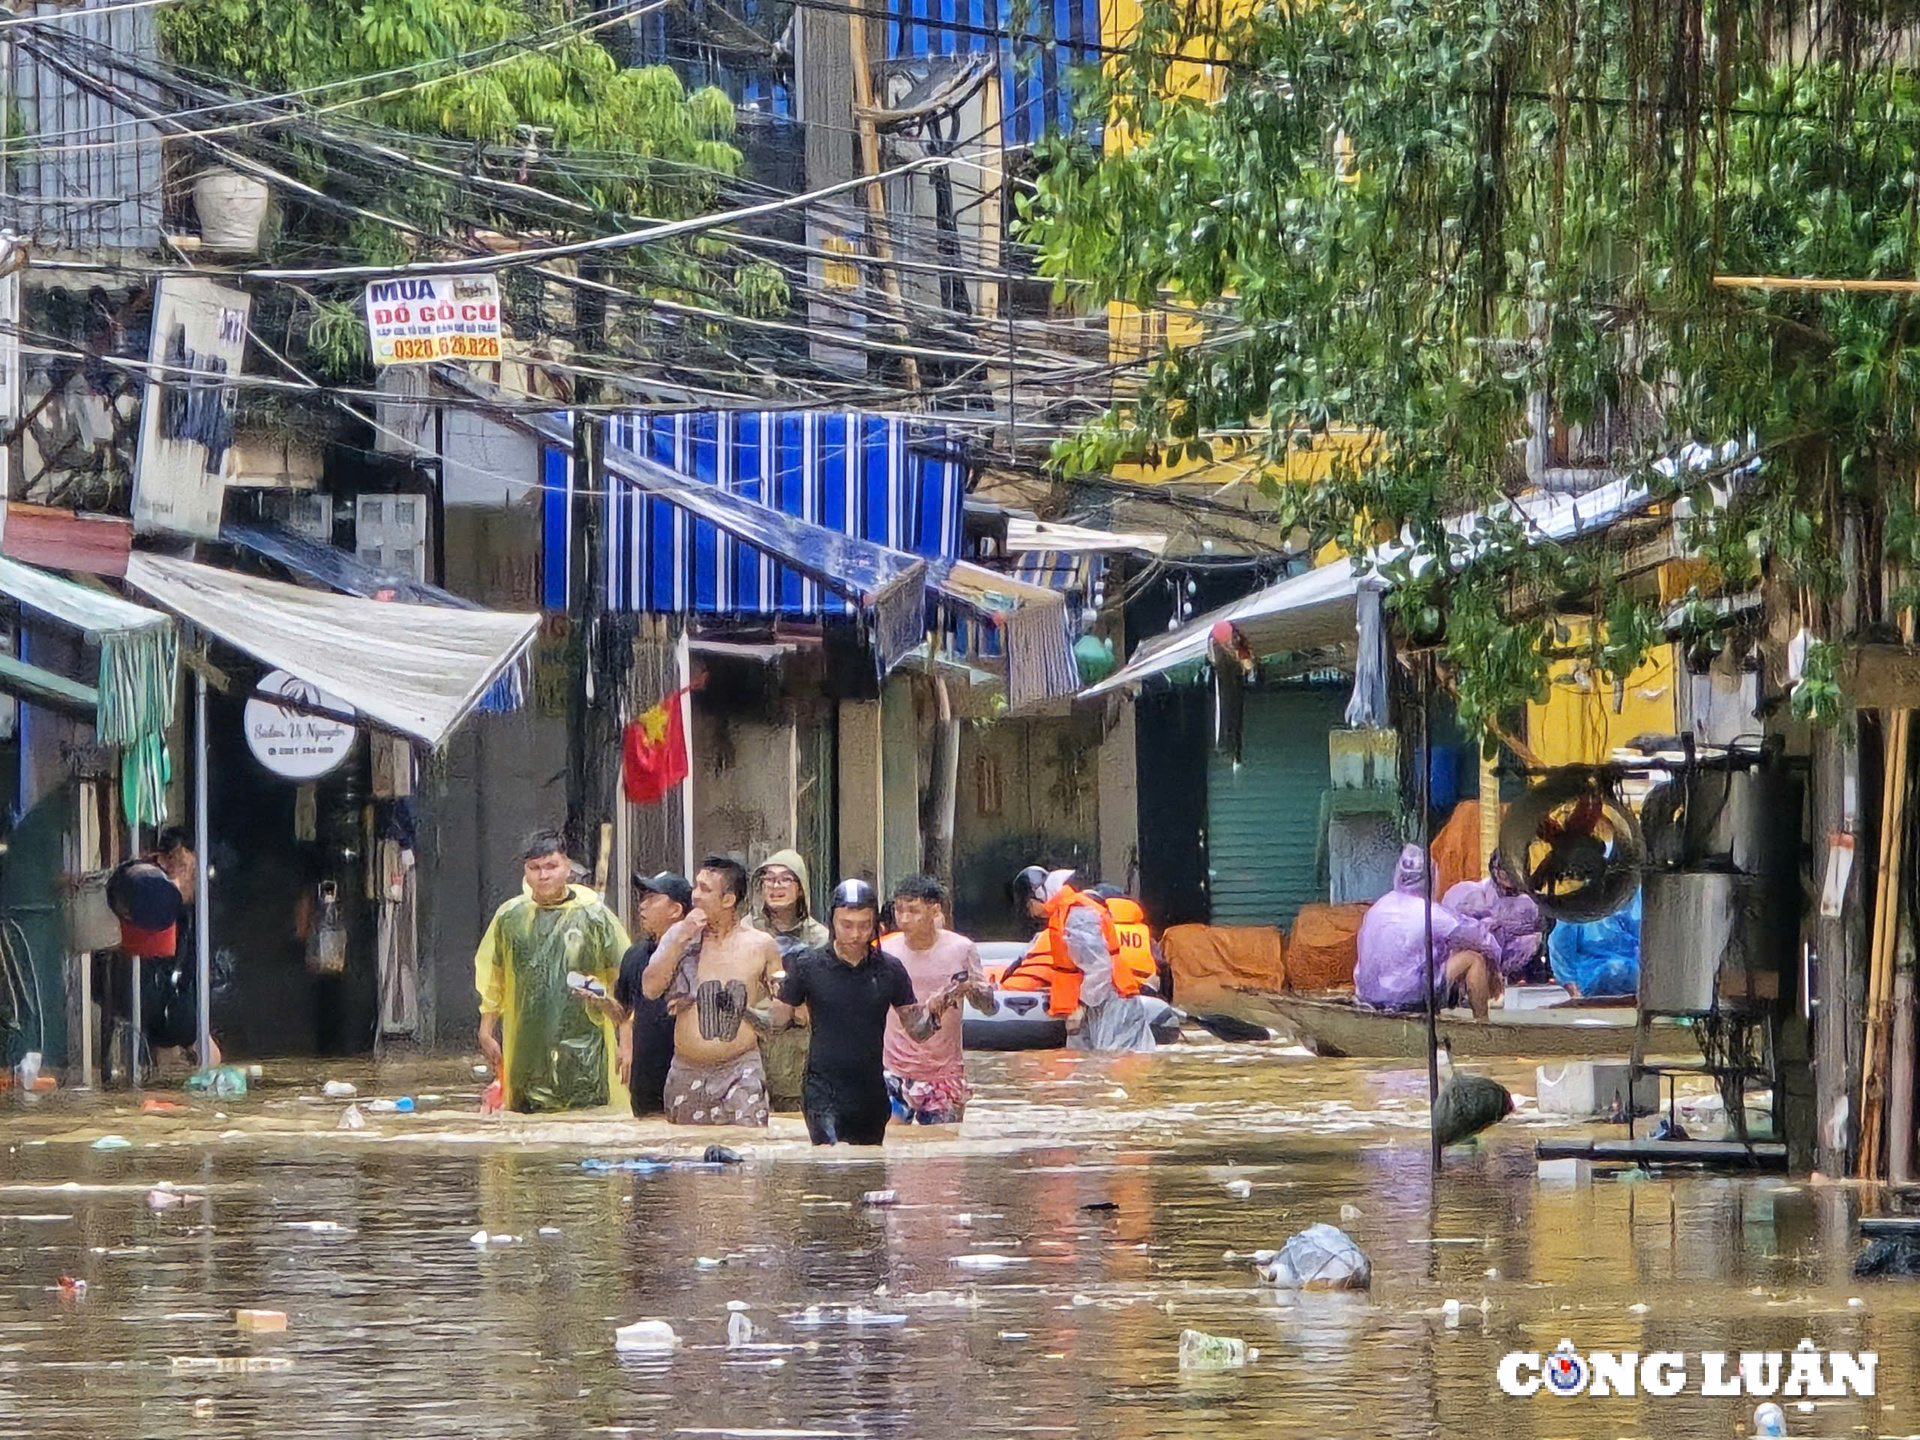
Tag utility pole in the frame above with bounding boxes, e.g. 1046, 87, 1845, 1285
566, 261, 610, 872
1813, 508, 1867, 1178
847, 0, 920, 392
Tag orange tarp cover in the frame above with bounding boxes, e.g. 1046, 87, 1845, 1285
1162, 924, 1285, 1006
1284, 902, 1370, 991
1429, 799, 1482, 897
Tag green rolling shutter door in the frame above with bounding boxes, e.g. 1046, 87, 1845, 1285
1205, 685, 1350, 928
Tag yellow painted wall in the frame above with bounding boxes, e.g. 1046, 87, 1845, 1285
1101, 0, 1369, 491
1526, 624, 1678, 766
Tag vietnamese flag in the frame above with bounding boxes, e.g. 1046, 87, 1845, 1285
623, 690, 690, 804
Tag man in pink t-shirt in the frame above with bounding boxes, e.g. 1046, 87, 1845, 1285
881, 875, 998, 1125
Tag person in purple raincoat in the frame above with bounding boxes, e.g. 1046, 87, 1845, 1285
1442, 851, 1546, 985
1353, 845, 1504, 1020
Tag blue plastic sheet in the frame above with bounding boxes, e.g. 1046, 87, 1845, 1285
1548, 888, 1642, 997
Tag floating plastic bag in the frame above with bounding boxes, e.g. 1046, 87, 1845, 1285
1179, 1329, 1256, 1369
1258, 1223, 1372, 1291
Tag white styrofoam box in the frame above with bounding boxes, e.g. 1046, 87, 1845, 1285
1504, 983, 1574, 1011
1535, 1061, 1660, 1118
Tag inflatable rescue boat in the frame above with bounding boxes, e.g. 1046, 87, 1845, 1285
962, 940, 1181, 1050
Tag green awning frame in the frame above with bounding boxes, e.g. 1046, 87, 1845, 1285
0, 651, 98, 716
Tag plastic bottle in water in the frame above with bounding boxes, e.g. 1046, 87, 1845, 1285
1178, 1328, 1255, 1369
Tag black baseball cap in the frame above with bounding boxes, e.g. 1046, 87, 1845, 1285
632, 871, 693, 910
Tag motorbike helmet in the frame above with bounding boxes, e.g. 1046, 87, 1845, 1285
1089, 883, 1126, 902
829, 878, 879, 915
1012, 865, 1051, 909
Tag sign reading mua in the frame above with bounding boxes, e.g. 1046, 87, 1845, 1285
364, 275, 502, 367
131, 277, 251, 540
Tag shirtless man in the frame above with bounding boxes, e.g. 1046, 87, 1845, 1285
642, 855, 781, 1126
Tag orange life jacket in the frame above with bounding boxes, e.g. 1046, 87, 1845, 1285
1043, 885, 1132, 1014
1101, 895, 1159, 994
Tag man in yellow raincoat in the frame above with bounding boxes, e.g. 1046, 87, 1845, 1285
475, 830, 630, 1113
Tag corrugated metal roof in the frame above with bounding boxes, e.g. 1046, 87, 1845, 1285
7, 0, 163, 254
886, 0, 1102, 146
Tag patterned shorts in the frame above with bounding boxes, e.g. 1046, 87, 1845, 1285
663, 1051, 770, 1127
885, 1071, 970, 1125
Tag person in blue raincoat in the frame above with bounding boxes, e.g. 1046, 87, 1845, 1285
1548, 888, 1642, 998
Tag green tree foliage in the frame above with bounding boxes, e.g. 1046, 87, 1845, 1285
163, 0, 787, 371
1021, 0, 1920, 730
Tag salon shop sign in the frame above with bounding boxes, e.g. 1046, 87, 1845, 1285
364, 275, 502, 366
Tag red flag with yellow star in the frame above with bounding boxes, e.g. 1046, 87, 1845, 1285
623, 689, 690, 804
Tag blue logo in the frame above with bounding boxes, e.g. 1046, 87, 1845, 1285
1545, 1341, 1588, 1397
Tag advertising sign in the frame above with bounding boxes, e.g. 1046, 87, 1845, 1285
364, 274, 503, 366
131, 277, 251, 539
244, 669, 357, 780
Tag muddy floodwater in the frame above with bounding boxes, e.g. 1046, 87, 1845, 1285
1, 1043, 1911, 1438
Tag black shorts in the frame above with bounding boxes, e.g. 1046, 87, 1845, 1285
801, 1078, 890, 1146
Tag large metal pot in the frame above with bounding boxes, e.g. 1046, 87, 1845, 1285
1643, 768, 1803, 876
1640, 870, 1796, 1014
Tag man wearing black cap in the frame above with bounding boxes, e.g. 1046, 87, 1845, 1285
755, 878, 966, 1145
609, 872, 692, 1117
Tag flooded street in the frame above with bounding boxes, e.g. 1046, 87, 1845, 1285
1, 1044, 1908, 1438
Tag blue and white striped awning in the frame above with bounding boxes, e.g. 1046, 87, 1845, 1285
603, 410, 963, 620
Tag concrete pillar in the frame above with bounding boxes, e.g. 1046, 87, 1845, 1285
880, 674, 921, 889
1097, 696, 1140, 891
838, 699, 884, 885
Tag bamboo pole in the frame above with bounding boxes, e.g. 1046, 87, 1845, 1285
1714, 275, 1920, 293
1892, 962, 1917, 1185
1860, 710, 1910, 1180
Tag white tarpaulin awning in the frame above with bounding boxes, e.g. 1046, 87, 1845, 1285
1085, 449, 1754, 699
124, 553, 539, 747
1004, 517, 1168, 556
1082, 558, 1366, 698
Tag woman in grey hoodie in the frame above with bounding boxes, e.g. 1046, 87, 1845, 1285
746, 848, 829, 1111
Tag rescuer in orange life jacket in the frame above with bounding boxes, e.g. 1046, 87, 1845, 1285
1012, 867, 1157, 1053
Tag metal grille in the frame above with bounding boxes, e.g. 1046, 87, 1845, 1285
6, 3, 164, 254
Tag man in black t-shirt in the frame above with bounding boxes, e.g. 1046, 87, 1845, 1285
609, 872, 693, 1116
754, 879, 964, 1145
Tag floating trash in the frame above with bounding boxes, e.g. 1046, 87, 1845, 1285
1178, 1329, 1256, 1369
91, 1136, 132, 1151
1258, 1224, 1371, 1291
170, 1356, 293, 1375
785, 1305, 908, 1327
614, 1320, 679, 1353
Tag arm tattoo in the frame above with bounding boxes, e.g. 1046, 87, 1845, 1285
897, 1003, 940, 1043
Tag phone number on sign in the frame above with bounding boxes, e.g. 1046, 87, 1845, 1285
379, 334, 502, 362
